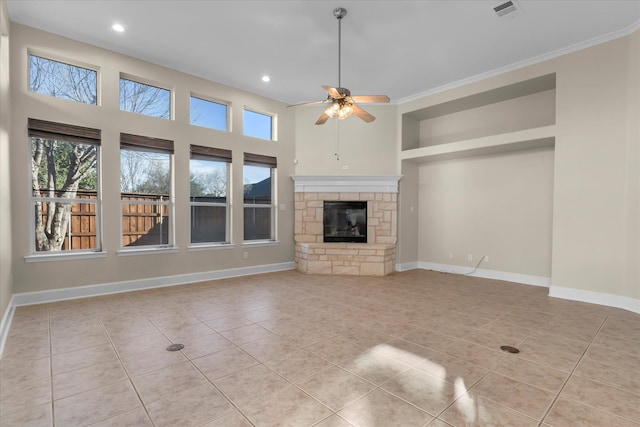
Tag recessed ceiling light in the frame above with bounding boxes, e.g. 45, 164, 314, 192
261, 75, 271, 83
112, 23, 125, 33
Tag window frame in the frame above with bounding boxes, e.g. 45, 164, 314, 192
189, 145, 232, 247
28, 118, 103, 256
243, 153, 277, 243
28, 51, 99, 105
119, 73, 173, 120
119, 133, 175, 251
189, 93, 230, 132
243, 108, 276, 141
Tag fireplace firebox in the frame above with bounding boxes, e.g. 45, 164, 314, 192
323, 201, 367, 243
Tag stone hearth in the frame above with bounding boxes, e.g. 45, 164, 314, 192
292, 176, 401, 276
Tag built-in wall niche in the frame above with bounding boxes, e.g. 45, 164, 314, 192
401, 73, 556, 155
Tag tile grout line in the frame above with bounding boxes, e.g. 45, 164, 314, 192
47, 303, 55, 427
99, 296, 160, 427
6, 273, 637, 427
186, 348, 257, 426
424, 302, 569, 426
535, 308, 612, 426
427, 354, 506, 425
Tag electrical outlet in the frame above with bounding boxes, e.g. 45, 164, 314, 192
467, 254, 473, 261
484, 255, 490, 262
342, 165, 349, 170
243, 251, 249, 259
448, 252, 453, 259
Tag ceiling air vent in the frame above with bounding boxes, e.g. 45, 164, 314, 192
493, 0, 522, 19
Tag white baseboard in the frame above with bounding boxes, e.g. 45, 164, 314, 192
396, 261, 640, 313
395, 262, 419, 272
11, 262, 295, 307
413, 261, 551, 287
0, 262, 295, 359
549, 285, 640, 314
0, 296, 15, 360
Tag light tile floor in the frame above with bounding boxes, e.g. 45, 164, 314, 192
1, 270, 639, 426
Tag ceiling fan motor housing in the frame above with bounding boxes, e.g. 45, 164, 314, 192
333, 7, 347, 19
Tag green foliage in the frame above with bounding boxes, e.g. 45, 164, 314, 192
190, 168, 227, 197
134, 160, 171, 195
32, 138, 97, 192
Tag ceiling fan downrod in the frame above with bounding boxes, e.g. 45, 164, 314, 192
333, 7, 347, 89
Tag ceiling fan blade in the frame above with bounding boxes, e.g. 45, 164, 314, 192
352, 104, 376, 123
351, 95, 390, 104
287, 100, 326, 108
315, 111, 331, 125
322, 85, 343, 99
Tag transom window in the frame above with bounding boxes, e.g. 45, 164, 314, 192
190, 96, 228, 131
243, 153, 276, 241
120, 133, 174, 248
29, 118, 101, 253
29, 54, 97, 104
190, 145, 231, 244
120, 76, 171, 119
243, 109, 274, 140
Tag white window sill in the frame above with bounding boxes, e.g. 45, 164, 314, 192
187, 243, 235, 252
242, 240, 280, 248
117, 247, 179, 257
25, 251, 108, 263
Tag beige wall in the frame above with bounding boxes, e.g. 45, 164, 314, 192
294, 104, 397, 176
626, 31, 640, 300
552, 32, 638, 298
418, 89, 556, 147
9, 23, 296, 294
0, 0, 12, 320
399, 30, 639, 303
417, 148, 554, 276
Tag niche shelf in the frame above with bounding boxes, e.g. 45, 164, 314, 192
401, 73, 557, 162
400, 125, 555, 163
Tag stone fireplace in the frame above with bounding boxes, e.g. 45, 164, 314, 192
292, 175, 401, 276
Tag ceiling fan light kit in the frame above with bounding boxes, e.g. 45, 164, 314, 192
290, 7, 390, 125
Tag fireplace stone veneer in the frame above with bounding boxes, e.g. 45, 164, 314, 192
292, 176, 401, 276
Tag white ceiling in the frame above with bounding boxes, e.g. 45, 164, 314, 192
6, 1, 640, 105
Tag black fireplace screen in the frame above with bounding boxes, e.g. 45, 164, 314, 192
323, 201, 367, 243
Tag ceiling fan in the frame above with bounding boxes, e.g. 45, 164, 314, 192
290, 7, 390, 125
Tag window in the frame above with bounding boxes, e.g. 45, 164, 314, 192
29, 54, 97, 104
119, 76, 171, 119
243, 109, 274, 140
120, 133, 174, 248
29, 118, 101, 253
190, 96, 228, 131
243, 153, 276, 241
190, 145, 231, 244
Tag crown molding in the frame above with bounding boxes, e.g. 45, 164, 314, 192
397, 21, 640, 105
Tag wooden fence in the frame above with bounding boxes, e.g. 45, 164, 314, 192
38, 190, 269, 249
39, 190, 173, 249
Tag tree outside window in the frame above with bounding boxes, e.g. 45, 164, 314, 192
29, 119, 101, 253
190, 96, 228, 131
120, 77, 171, 119
190, 145, 231, 244
29, 54, 97, 104
120, 134, 174, 248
